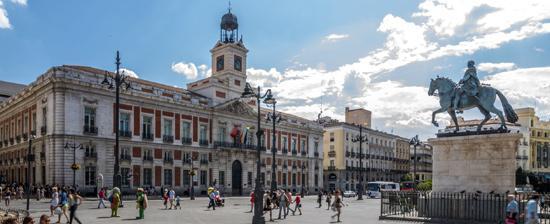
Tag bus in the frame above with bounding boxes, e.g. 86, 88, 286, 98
366, 181, 400, 198
401, 181, 415, 191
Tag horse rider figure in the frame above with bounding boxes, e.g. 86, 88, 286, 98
453, 60, 481, 112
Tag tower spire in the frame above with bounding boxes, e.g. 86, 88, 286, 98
228, 1, 232, 13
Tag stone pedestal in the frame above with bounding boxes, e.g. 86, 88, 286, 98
428, 133, 521, 193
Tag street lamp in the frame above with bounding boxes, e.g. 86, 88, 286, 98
241, 82, 273, 224
351, 125, 368, 200
101, 51, 132, 189
187, 157, 195, 200
264, 93, 281, 194
409, 135, 422, 186
64, 137, 84, 188
26, 134, 36, 211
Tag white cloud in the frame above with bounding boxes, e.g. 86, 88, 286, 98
0, 1, 11, 29
323, 33, 349, 42
535, 47, 544, 52
477, 62, 516, 73
171, 62, 198, 80
118, 68, 139, 78
197, 64, 211, 77
10, 0, 26, 6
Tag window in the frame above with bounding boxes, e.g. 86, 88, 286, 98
282, 137, 288, 150
219, 171, 225, 185
234, 55, 242, 71
282, 173, 287, 186
314, 174, 319, 187
164, 169, 173, 186
200, 153, 208, 162
143, 168, 152, 186
42, 107, 47, 130
314, 142, 319, 153
330, 132, 334, 142
199, 125, 207, 141
216, 55, 224, 71
183, 152, 190, 162
218, 126, 227, 142
119, 113, 130, 133
200, 170, 207, 186
84, 107, 96, 130
183, 170, 190, 185
163, 119, 172, 136
32, 112, 36, 132
164, 151, 173, 160
291, 138, 297, 151
23, 116, 28, 133
182, 122, 191, 139
301, 140, 306, 152
292, 173, 296, 185
330, 160, 335, 167
142, 116, 152, 139
143, 149, 152, 159
247, 172, 252, 185
85, 166, 96, 186
121, 167, 130, 186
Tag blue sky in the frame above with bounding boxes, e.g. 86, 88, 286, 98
1, 0, 549, 139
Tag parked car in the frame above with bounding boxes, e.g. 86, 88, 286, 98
343, 190, 357, 198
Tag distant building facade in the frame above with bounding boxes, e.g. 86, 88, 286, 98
0, 81, 26, 103
516, 108, 550, 173
0, 10, 324, 195
345, 107, 372, 128
323, 122, 409, 191
410, 143, 432, 181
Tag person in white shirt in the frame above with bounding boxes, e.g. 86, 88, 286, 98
168, 189, 176, 209
525, 195, 539, 224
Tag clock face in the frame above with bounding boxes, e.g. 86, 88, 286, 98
234, 55, 242, 71
216, 55, 224, 71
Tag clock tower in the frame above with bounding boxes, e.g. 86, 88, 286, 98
187, 8, 249, 105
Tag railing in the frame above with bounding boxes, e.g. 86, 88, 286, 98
143, 156, 153, 162
181, 137, 192, 145
283, 164, 288, 169
142, 133, 153, 141
163, 135, 174, 143
301, 150, 307, 156
84, 152, 97, 159
314, 166, 319, 170
9, 138, 14, 145
351, 152, 356, 157
345, 151, 350, 157
119, 130, 132, 138
292, 149, 297, 155
163, 158, 174, 164
379, 191, 550, 223
314, 152, 319, 157
22, 133, 28, 141
120, 154, 131, 162
40, 126, 47, 135
213, 141, 258, 150
200, 159, 209, 165
199, 139, 209, 146
292, 165, 297, 170
328, 151, 336, 157
327, 166, 336, 171
15, 135, 21, 143
40, 152, 45, 161
83, 125, 98, 135
282, 148, 288, 154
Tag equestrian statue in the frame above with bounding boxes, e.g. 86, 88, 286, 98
428, 60, 518, 132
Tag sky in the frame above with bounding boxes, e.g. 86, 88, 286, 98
1, 0, 549, 140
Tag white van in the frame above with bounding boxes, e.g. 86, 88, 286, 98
366, 181, 400, 198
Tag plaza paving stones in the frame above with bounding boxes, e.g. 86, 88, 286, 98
2, 196, 417, 223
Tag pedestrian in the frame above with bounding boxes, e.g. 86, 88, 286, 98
263, 192, 273, 222
326, 192, 332, 210
68, 189, 83, 224
40, 187, 45, 201
162, 189, 168, 210
505, 194, 518, 224
175, 196, 181, 210
136, 188, 148, 220
23, 216, 35, 224
4, 188, 11, 207
524, 194, 539, 224
285, 190, 292, 215
2, 218, 18, 224
168, 189, 175, 209
49, 187, 59, 217
110, 187, 121, 217
277, 189, 288, 219
317, 191, 323, 208
249, 191, 255, 212
39, 214, 51, 224
291, 193, 302, 215
331, 190, 344, 223
97, 188, 106, 209
207, 189, 217, 210
55, 188, 70, 224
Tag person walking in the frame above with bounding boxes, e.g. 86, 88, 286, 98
291, 193, 302, 215
162, 189, 169, 210
110, 187, 121, 217
39, 214, 51, 224
317, 191, 323, 208
168, 189, 175, 209
4, 188, 11, 207
326, 192, 332, 210
56, 188, 70, 224
97, 188, 107, 209
505, 194, 519, 224
49, 187, 59, 217
249, 191, 255, 212
263, 192, 273, 221
175, 196, 181, 210
285, 190, 292, 216
207, 189, 217, 210
525, 194, 539, 224
68, 189, 83, 224
136, 188, 148, 220
331, 190, 344, 223
277, 189, 288, 219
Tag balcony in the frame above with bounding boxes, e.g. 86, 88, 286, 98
163, 158, 174, 165
283, 164, 288, 169
40, 152, 45, 161
163, 135, 174, 143
83, 125, 98, 135
351, 152, 356, 158
9, 138, 14, 145
314, 152, 319, 157
142, 133, 153, 141
314, 165, 319, 170
282, 148, 288, 154
200, 159, 209, 165
3, 140, 7, 146
328, 151, 336, 157
16, 135, 21, 143
301, 150, 307, 156
199, 139, 209, 146
261, 162, 266, 167
328, 166, 336, 171
40, 126, 47, 135
120, 154, 132, 162
181, 137, 192, 145
143, 156, 153, 162
84, 152, 97, 160
22, 133, 28, 141
213, 141, 258, 150
183, 159, 192, 165
292, 165, 297, 170
516, 155, 528, 160
119, 130, 132, 138
345, 151, 350, 157
292, 149, 297, 155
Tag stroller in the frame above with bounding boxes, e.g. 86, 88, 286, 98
215, 194, 225, 207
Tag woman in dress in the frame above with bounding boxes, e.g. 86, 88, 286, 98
49, 187, 59, 217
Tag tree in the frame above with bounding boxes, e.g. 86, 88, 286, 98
416, 179, 432, 191
401, 174, 413, 182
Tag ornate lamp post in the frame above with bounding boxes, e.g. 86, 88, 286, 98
64, 137, 84, 188
264, 95, 280, 194
241, 82, 274, 224
351, 125, 368, 200
101, 51, 132, 189
25, 134, 36, 211
409, 135, 422, 185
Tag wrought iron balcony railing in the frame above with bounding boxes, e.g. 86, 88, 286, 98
119, 130, 132, 138
142, 133, 153, 141
120, 154, 131, 162
328, 151, 336, 157
84, 125, 98, 135
163, 135, 174, 143
181, 137, 192, 145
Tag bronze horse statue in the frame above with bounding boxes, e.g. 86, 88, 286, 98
428, 77, 518, 132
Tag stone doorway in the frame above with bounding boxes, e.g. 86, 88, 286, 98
232, 160, 243, 196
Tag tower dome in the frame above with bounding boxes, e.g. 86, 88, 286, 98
221, 12, 238, 31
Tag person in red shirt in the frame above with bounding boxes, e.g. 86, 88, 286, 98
291, 193, 302, 215
97, 188, 106, 209
249, 191, 255, 212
